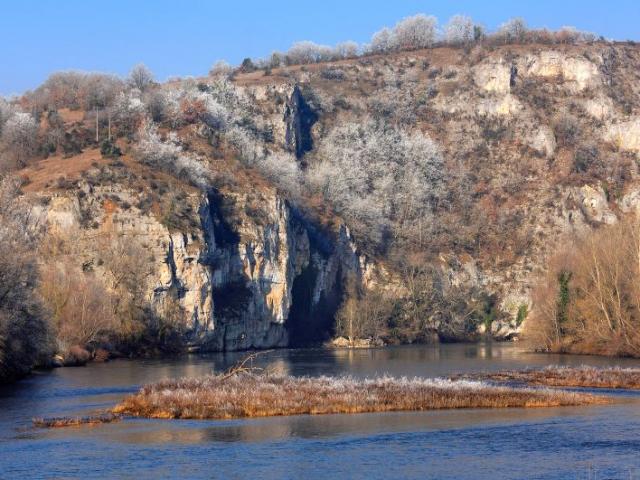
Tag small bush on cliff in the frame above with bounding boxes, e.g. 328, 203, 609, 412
100, 138, 122, 158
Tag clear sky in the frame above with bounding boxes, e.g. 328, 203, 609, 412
1, 0, 639, 95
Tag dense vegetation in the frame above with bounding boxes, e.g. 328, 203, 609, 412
526, 217, 640, 357
0, 178, 54, 381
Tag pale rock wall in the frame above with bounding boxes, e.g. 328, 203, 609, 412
38, 181, 374, 351
606, 118, 640, 153
473, 59, 512, 94
519, 51, 600, 92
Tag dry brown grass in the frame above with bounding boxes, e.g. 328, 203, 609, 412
113, 373, 608, 420
19, 148, 105, 192
460, 366, 640, 390
32, 413, 121, 428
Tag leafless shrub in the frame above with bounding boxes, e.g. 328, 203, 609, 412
40, 261, 117, 349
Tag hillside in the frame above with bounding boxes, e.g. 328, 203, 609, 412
3, 37, 640, 378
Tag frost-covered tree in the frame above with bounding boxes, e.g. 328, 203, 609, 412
286, 41, 333, 64
259, 152, 302, 195
334, 41, 359, 59
498, 17, 528, 43
392, 14, 438, 50
209, 60, 233, 77
135, 125, 210, 188
0, 99, 16, 137
444, 15, 474, 45
309, 121, 444, 250
368, 27, 394, 53
128, 63, 154, 91
1, 112, 38, 169
111, 91, 147, 136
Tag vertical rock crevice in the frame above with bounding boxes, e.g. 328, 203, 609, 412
284, 85, 319, 160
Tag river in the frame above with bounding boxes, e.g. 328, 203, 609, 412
1, 343, 640, 479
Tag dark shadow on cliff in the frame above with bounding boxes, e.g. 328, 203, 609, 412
286, 211, 344, 347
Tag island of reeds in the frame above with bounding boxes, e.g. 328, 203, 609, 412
112, 372, 608, 420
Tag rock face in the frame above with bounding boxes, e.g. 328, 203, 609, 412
607, 118, 640, 154
519, 50, 600, 92
474, 59, 512, 94
39, 182, 370, 351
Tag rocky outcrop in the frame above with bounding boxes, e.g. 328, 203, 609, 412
519, 50, 600, 92
38, 181, 373, 351
578, 185, 617, 225
606, 118, 640, 154
473, 59, 512, 94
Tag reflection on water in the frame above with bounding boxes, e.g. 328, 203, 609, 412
2, 343, 640, 479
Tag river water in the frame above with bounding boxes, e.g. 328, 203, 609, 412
2, 343, 640, 479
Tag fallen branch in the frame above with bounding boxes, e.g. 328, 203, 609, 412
218, 350, 273, 382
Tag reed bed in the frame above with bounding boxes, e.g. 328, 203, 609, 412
460, 366, 640, 389
32, 413, 121, 428
113, 373, 608, 420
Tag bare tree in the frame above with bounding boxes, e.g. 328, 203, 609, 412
0, 112, 38, 169
128, 63, 154, 92
444, 15, 475, 45
526, 217, 640, 357
393, 14, 438, 50
368, 27, 394, 53
209, 60, 233, 77
40, 262, 117, 348
286, 41, 333, 64
498, 17, 528, 43
334, 41, 359, 58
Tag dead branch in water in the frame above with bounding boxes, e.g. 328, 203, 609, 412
32, 413, 121, 428
218, 350, 273, 382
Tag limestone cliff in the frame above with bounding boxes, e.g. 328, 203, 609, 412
37, 178, 374, 351
20, 42, 640, 345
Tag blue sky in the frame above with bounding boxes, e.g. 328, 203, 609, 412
1, 0, 639, 95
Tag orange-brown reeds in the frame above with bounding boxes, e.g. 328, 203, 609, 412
462, 366, 640, 389
113, 373, 608, 420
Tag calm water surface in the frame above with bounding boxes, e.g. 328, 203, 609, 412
2, 343, 640, 479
